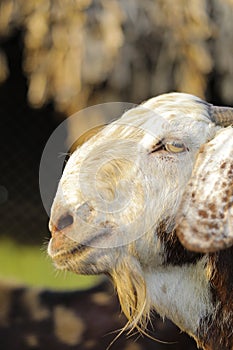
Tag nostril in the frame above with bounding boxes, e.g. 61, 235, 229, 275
56, 213, 74, 231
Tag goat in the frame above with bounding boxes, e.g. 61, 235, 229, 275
48, 92, 233, 350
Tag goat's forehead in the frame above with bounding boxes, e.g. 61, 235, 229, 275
108, 93, 210, 135
120, 97, 210, 128
102, 113, 212, 150
142, 92, 209, 116
64, 93, 213, 173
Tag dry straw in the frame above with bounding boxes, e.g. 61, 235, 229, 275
0, 0, 232, 114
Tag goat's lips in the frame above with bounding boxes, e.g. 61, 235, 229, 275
48, 229, 90, 260
48, 231, 74, 258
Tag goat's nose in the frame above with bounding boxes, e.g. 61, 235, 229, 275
51, 213, 74, 235
57, 213, 74, 230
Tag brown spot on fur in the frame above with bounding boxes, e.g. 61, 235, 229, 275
208, 203, 216, 212
198, 210, 208, 218
161, 284, 167, 293
220, 162, 227, 169
198, 145, 205, 154
222, 196, 228, 203
207, 222, 219, 230
219, 212, 224, 219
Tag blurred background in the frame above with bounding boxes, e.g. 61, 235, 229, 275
0, 0, 233, 290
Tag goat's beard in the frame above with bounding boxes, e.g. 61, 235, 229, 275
110, 255, 151, 333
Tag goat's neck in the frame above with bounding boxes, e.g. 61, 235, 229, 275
145, 230, 233, 350
145, 258, 212, 346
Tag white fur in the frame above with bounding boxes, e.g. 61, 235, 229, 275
145, 257, 214, 336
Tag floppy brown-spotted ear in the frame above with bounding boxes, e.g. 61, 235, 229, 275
176, 126, 233, 253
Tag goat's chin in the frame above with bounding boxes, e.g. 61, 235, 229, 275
52, 255, 107, 275
49, 234, 152, 331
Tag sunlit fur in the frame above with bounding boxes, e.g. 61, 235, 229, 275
48, 93, 222, 347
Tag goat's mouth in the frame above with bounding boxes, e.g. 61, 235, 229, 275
47, 222, 124, 274
48, 236, 115, 275
48, 239, 89, 260
47, 231, 105, 261
48, 237, 94, 273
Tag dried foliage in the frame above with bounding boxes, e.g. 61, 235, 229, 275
0, 0, 233, 115
212, 0, 233, 103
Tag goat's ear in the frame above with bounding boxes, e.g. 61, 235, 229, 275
176, 126, 233, 253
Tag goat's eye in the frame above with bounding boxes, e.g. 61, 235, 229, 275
165, 142, 187, 153
150, 140, 188, 154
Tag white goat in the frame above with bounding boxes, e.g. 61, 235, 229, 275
48, 93, 233, 350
